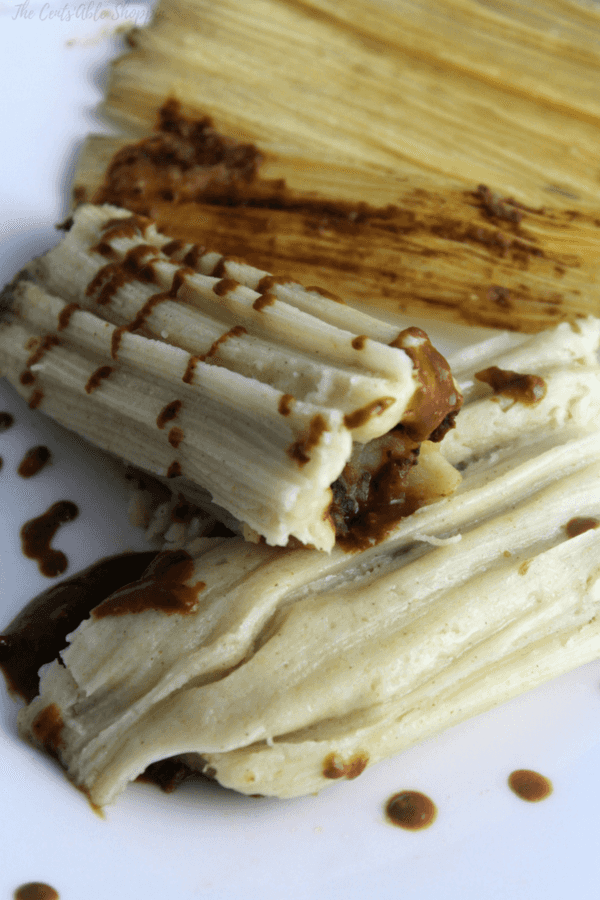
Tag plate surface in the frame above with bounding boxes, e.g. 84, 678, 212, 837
1, 7, 600, 899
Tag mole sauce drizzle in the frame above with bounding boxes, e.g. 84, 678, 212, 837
20, 501, 79, 578
92, 549, 205, 618
17, 445, 51, 478
14, 884, 59, 900
475, 366, 546, 404
385, 790, 437, 830
0, 551, 157, 701
508, 769, 552, 802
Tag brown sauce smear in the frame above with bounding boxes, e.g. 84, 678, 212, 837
93, 214, 152, 248
20, 501, 79, 577
278, 393, 295, 416
183, 243, 205, 268
57, 302, 80, 331
202, 325, 247, 361
287, 414, 328, 466
508, 769, 553, 802
84, 365, 114, 394
334, 442, 424, 552
162, 238, 185, 257
385, 790, 437, 830
343, 397, 395, 430
213, 277, 240, 297
0, 551, 157, 701
156, 399, 182, 429
30, 703, 64, 757
210, 257, 230, 278
0, 411, 14, 431
92, 549, 205, 618
17, 445, 51, 478
252, 291, 276, 311
85, 244, 160, 306
351, 335, 368, 350
475, 366, 547, 404
390, 327, 462, 442
565, 516, 599, 538
305, 286, 344, 303
182, 354, 202, 384
167, 460, 182, 478
14, 883, 59, 900
19, 335, 60, 397
109, 267, 192, 359
322, 751, 368, 780
168, 426, 184, 448
25, 335, 60, 370
28, 389, 44, 410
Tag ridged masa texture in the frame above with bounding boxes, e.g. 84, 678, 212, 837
0, 203, 460, 551
18, 319, 600, 806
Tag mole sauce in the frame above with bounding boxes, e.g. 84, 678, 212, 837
14, 884, 59, 900
17, 445, 51, 478
20, 501, 79, 577
385, 790, 437, 829
0, 551, 157, 701
508, 769, 553, 802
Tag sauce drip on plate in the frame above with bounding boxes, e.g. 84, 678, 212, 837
20, 501, 79, 577
14, 884, 59, 900
508, 769, 553, 802
385, 790, 437, 829
0, 551, 157, 701
17, 445, 51, 478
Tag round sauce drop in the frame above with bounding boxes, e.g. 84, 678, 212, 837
14, 884, 59, 900
0, 411, 15, 431
508, 769, 552, 802
20, 501, 79, 577
385, 790, 437, 830
565, 517, 598, 539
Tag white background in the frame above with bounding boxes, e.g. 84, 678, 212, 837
1, 4, 600, 898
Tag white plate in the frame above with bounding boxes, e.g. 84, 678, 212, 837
1, 8, 600, 899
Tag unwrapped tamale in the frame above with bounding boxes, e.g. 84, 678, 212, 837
15, 319, 600, 807
0, 203, 461, 551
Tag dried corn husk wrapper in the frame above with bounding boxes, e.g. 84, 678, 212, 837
0, 203, 461, 551
18, 318, 600, 806
73, 0, 600, 333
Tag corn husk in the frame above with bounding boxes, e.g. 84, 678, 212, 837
72, 0, 600, 332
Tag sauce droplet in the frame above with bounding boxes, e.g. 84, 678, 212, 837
20, 501, 79, 577
508, 769, 552, 802
0, 411, 15, 431
565, 516, 599, 538
385, 790, 437, 830
17, 445, 51, 478
14, 883, 59, 900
